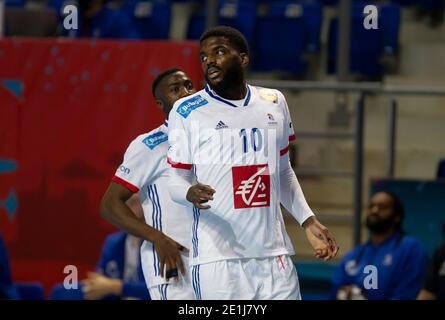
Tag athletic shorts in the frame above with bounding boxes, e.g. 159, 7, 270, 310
190, 255, 301, 300
148, 271, 195, 300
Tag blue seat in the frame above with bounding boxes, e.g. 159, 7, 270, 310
5, 0, 25, 7
300, 2, 323, 53
328, 2, 401, 78
16, 283, 45, 300
253, 2, 307, 74
49, 283, 84, 300
187, 0, 257, 45
123, 0, 171, 39
380, 3, 401, 55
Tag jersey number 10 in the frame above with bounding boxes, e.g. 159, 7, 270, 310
240, 128, 263, 153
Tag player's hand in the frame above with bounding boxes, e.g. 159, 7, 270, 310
81, 272, 122, 300
153, 232, 189, 279
186, 183, 215, 209
303, 216, 339, 261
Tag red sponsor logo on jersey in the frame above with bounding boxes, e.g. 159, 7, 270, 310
232, 164, 270, 209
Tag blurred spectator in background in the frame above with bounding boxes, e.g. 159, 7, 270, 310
417, 223, 445, 300
78, 0, 140, 39
332, 191, 428, 300
50, 194, 149, 300
80, 194, 149, 300
0, 233, 20, 300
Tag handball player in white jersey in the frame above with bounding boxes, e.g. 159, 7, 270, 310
101, 68, 197, 300
167, 27, 339, 300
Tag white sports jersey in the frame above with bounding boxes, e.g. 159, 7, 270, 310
168, 84, 312, 266
113, 121, 194, 287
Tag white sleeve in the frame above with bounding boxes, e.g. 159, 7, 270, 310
112, 137, 161, 192
279, 157, 315, 225
277, 90, 296, 156
167, 99, 195, 205
168, 167, 195, 206
277, 91, 314, 225
167, 100, 193, 170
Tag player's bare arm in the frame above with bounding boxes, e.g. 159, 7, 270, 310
100, 182, 188, 278
186, 183, 216, 209
302, 216, 339, 261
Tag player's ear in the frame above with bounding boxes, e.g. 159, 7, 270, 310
240, 53, 249, 68
155, 99, 164, 111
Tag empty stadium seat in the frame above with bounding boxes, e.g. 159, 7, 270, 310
187, 0, 257, 45
49, 283, 84, 300
253, 2, 308, 74
300, 2, 323, 53
380, 3, 401, 55
5, 0, 25, 7
327, 2, 400, 79
122, 0, 171, 39
16, 283, 45, 300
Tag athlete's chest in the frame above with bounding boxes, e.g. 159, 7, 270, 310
189, 103, 285, 155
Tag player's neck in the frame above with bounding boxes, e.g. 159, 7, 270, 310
212, 81, 247, 101
370, 228, 395, 245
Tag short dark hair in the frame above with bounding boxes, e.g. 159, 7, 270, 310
200, 26, 249, 55
151, 68, 181, 97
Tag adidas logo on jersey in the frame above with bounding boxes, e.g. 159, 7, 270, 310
215, 121, 228, 130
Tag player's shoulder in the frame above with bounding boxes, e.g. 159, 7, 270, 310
171, 89, 210, 120
128, 124, 168, 153
251, 85, 287, 105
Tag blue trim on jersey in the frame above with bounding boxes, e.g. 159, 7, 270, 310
148, 186, 158, 276
205, 84, 251, 108
163, 120, 168, 127
192, 207, 200, 258
192, 265, 201, 300
158, 284, 168, 300
153, 185, 163, 232
148, 184, 163, 276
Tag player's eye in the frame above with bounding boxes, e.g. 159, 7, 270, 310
216, 49, 224, 56
171, 87, 179, 93
186, 82, 194, 90
200, 55, 207, 62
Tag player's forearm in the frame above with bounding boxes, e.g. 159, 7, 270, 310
279, 158, 315, 225
100, 196, 162, 243
168, 167, 194, 205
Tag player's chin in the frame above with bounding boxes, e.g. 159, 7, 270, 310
206, 76, 224, 87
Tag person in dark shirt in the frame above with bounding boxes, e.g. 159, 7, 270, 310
332, 191, 428, 300
417, 224, 445, 300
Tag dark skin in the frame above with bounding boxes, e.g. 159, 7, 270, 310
100, 71, 196, 279
187, 35, 339, 260
337, 192, 400, 299
366, 192, 400, 245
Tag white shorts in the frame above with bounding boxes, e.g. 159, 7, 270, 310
148, 274, 195, 300
191, 255, 301, 300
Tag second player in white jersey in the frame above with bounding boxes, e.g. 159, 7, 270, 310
114, 122, 193, 290
101, 69, 197, 300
